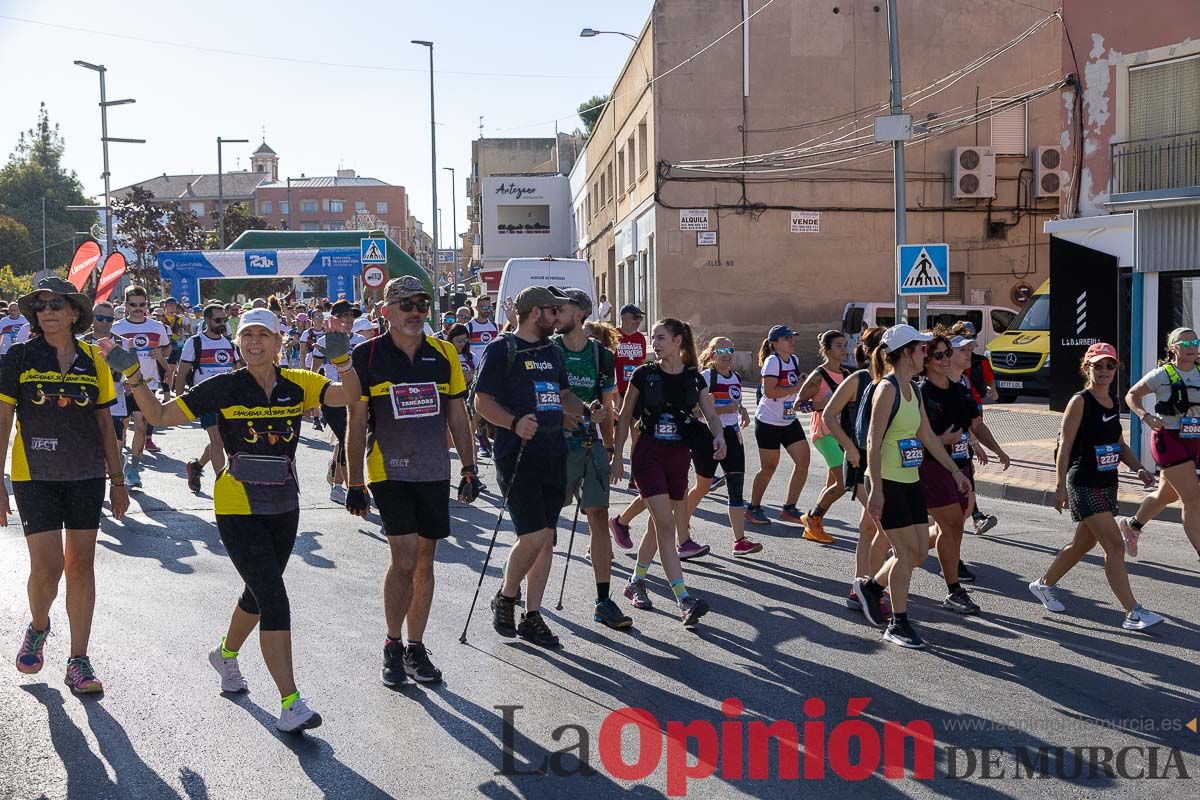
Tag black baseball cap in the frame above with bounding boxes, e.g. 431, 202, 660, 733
619, 304, 644, 318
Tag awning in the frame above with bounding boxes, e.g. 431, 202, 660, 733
1043, 213, 1133, 267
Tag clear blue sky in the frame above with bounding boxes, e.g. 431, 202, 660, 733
0, 0, 651, 246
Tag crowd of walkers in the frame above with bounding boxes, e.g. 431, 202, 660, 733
2, 274, 1179, 735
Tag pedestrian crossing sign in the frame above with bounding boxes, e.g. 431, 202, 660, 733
897, 243, 950, 296
360, 237, 387, 265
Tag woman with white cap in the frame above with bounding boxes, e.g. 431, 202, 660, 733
102, 308, 361, 733
854, 324, 970, 649
1029, 343, 1162, 630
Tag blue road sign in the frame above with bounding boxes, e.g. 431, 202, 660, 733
360, 237, 387, 264
897, 243, 950, 296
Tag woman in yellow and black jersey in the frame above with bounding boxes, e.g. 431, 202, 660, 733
0, 277, 128, 696
101, 308, 360, 734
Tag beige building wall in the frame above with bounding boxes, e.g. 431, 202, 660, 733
583, 0, 1062, 367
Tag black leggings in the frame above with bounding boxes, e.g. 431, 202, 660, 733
217, 509, 300, 632
322, 403, 348, 466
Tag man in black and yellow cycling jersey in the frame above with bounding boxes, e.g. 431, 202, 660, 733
101, 307, 360, 734
344, 275, 480, 686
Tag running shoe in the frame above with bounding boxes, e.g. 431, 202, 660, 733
732, 537, 763, 557
312, 418, 325, 432
710, 475, 727, 492
1118, 517, 1140, 558
276, 697, 322, 733
676, 538, 711, 560
1122, 604, 1164, 630
491, 593, 517, 637
64, 656, 103, 694
516, 611, 560, 648
623, 580, 653, 610
329, 484, 347, 504
679, 596, 710, 627
883, 618, 926, 650
853, 577, 886, 627
15, 622, 50, 674
846, 591, 862, 610
404, 643, 443, 683
381, 639, 409, 686
208, 646, 249, 693
476, 446, 490, 460
744, 505, 770, 526
799, 513, 836, 544
326, 458, 337, 486
144, 438, 161, 453
846, 590, 892, 616
124, 463, 142, 490
972, 512, 998, 535
958, 562, 977, 583
594, 598, 633, 629
185, 460, 203, 493
608, 516, 633, 550
942, 587, 981, 615
1028, 578, 1065, 613
780, 506, 805, 525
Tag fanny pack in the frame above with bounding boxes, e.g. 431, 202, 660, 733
228, 453, 293, 486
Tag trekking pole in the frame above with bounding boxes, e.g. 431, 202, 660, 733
554, 435, 592, 611
460, 441, 526, 644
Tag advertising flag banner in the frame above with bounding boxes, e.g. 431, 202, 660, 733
68, 241, 103, 291
94, 252, 128, 303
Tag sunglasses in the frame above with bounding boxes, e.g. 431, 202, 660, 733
1091, 360, 1118, 370
714, 347, 735, 355
30, 298, 68, 313
1174, 339, 1200, 348
210, 317, 228, 324
928, 349, 951, 361
94, 314, 115, 323
391, 299, 431, 312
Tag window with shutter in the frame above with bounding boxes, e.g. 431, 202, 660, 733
990, 101, 1027, 156
1129, 54, 1200, 140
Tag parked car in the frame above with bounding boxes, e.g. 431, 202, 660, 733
985, 279, 1051, 402
841, 301, 1017, 353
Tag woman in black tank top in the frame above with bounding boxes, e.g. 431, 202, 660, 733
1029, 343, 1164, 630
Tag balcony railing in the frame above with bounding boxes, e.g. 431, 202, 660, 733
1110, 131, 1200, 196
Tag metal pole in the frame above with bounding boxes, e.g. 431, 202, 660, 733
427, 45, 440, 316
98, 67, 113, 254
217, 137, 225, 248
42, 197, 47, 271
886, 0, 910, 328
445, 166, 459, 290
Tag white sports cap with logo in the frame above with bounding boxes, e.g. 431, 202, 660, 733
237, 308, 280, 334
881, 323, 933, 353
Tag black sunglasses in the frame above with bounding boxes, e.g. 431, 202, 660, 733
391, 299, 431, 312
30, 298, 68, 313
94, 314, 115, 323
928, 349, 951, 361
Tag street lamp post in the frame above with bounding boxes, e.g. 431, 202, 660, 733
73, 60, 141, 255
412, 39, 440, 314
579, 28, 638, 41
217, 137, 249, 248
443, 166, 459, 291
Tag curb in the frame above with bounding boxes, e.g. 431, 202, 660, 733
973, 478, 1183, 524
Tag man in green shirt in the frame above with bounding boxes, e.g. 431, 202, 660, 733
553, 289, 631, 629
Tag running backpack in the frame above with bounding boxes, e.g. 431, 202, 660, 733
635, 364, 701, 420
1154, 363, 1194, 416
852, 374, 921, 452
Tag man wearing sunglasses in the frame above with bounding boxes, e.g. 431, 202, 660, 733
81, 301, 130, 446
0, 301, 28, 367
344, 275, 479, 686
111, 285, 171, 489
177, 304, 243, 493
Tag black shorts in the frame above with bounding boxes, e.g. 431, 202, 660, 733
321, 404, 348, 465
692, 425, 746, 480
497, 451, 567, 536
13, 478, 106, 535
754, 419, 807, 451
167, 346, 184, 365
878, 478, 928, 531
370, 480, 451, 539
126, 392, 140, 415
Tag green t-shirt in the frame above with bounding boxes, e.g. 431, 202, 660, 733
552, 335, 615, 446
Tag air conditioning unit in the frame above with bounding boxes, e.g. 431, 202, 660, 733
953, 146, 997, 199
1034, 145, 1063, 200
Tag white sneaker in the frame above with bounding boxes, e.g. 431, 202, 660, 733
275, 696, 322, 733
207, 647, 249, 693
1122, 604, 1164, 630
329, 484, 347, 504
1028, 578, 1065, 613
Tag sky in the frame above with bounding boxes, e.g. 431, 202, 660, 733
0, 0, 652, 247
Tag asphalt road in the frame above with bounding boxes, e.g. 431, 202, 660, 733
2, 419, 1199, 799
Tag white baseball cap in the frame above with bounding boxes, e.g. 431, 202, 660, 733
352, 317, 376, 335
949, 335, 976, 348
238, 308, 280, 334
881, 324, 933, 353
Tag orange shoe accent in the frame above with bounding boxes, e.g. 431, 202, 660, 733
800, 514, 835, 544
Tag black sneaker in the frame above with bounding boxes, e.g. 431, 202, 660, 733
185, 460, 203, 493
381, 640, 409, 686
491, 593, 517, 637
942, 587, 981, 615
883, 618, 926, 649
958, 561, 977, 583
594, 597, 633, 629
853, 577, 886, 627
403, 643, 443, 683
516, 611, 560, 648
679, 596, 710, 627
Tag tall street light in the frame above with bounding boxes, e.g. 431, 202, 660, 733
217, 137, 249, 248
443, 166, 459, 291
579, 28, 638, 41
73, 60, 142, 256
412, 39, 440, 314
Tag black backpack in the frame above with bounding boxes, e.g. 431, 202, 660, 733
853, 374, 922, 451
635, 364, 701, 421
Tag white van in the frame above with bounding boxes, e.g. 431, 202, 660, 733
840, 301, 1017, 353
494, 257, 595, 327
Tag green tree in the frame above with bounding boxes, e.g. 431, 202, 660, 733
112, 185, 168, 290
163, 201, 206, 250
577, 94, 610, 138
206, 202, 274, 248
0, 215, 35, 273
0, 103, 96, 272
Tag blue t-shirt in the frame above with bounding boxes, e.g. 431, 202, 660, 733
475, 334, 571, 461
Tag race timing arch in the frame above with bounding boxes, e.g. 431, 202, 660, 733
155, 247, 360, 305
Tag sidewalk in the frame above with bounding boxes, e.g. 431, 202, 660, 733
971, 403, 1179, 522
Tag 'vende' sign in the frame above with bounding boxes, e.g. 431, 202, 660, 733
679, 209, 709, 231
790, 211, 820, 233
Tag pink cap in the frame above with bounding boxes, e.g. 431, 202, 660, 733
1083, 342, 1118, 364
